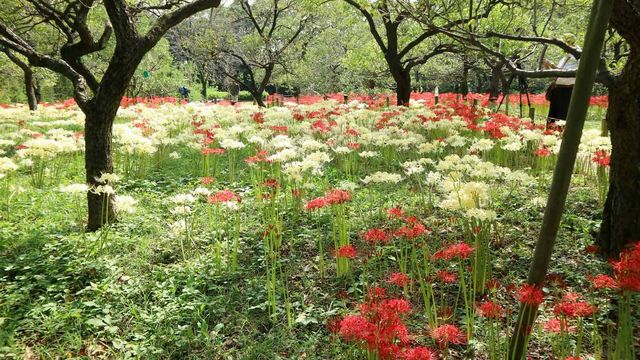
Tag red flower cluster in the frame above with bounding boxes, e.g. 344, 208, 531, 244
363, 228, 390, 246
334, 245, 357, 259
208, 189, 241, 203
336, 293, 413, 359
543, 317, 575, 334
387, 272, 411, 287
387, 207, 405, 219
395, 222, 429, 240
482, 113, 535, 139
432, 243, 475, 261
553, 293, 596, 318
516, 284, 544, 306
252, 112, 264, 124
430, 324, 467, 348
305, 189, 352, 210
200, 177, 215, 185
592, 150, 610, 167
201, 148, 225, 155
402, 346, 436, 360
436, 270, 458, 284
534, 147, 552, 157
477, 300, 503, 319
244, 150, 271, 164
608, 241, 640, 292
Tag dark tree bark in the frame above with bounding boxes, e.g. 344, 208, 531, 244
3, 49, 38, 110
597, 0, 640, 256
461, 56, 470, 98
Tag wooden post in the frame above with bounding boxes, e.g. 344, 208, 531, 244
386, 95, 390, 108
528, 107, 536, 120
473, 99, 478, 108
508, 0, 613, 358
343, 94, 348, 104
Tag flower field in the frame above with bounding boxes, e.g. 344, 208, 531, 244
0, 96, 636, 359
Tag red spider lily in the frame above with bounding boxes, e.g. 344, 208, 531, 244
345, 128, 360, 137
338, 296, 412, 359
367, 286, 387, 302
200, 177, 215, 185
305, 197, 328, 210
553, 293, 596, 318
334, 245, 357, 259
565, 356, 583, 360
293, 113, 305, 121
387, 272, 411, 287
432, 243, 475, 261
534, 147, 552, 157
311, 120, 331, 133
430, 324, 467, 347
262, 178, 280, 189
590, 274, 618, 290
270, 125, 288, 133
208, 189, 240, 204
252, 112, 264, 124
245, 150, 271, 164
387, 207, 405, 219
477, 300, 503, 319
436, 270, 458, 284
592, 150, 610, 167
403, 346, 436, 360
363, 228, 389, 246
482, 113, 535, 139
325, 189, 352, 205
543, 317, 576, 334
395, 223, 429, 240
609, 242, 640, 292
517, 284, 544, 306
201, 148, 225, 155
347, 142, 361, 150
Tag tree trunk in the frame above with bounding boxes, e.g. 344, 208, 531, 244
82, 49, 144, 231
488, 65, 502, 102
461, 58, 470, 99
597, 53, 640, 256
85, 106, 117, 231
253, 91, 266, 107
198, 69, 208, 100
392, 69, 411, 106
23, 68, 38, 111
597, 0, 640, 257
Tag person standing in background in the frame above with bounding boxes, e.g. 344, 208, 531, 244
543, 34, 580, 126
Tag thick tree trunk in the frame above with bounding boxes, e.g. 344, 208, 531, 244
82, 49, 144, 231
597, 53, 640, 256
85, 107, 117, 231
23, 68, 38, 111
253, 91, 266, 107
392, 69, 411, 106
597, 0, 640, 256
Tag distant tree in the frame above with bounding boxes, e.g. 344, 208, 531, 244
0, 0, 223, 230
0, 48, 39, 110
205, 0, 315, 106
342, 0, 499, 105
